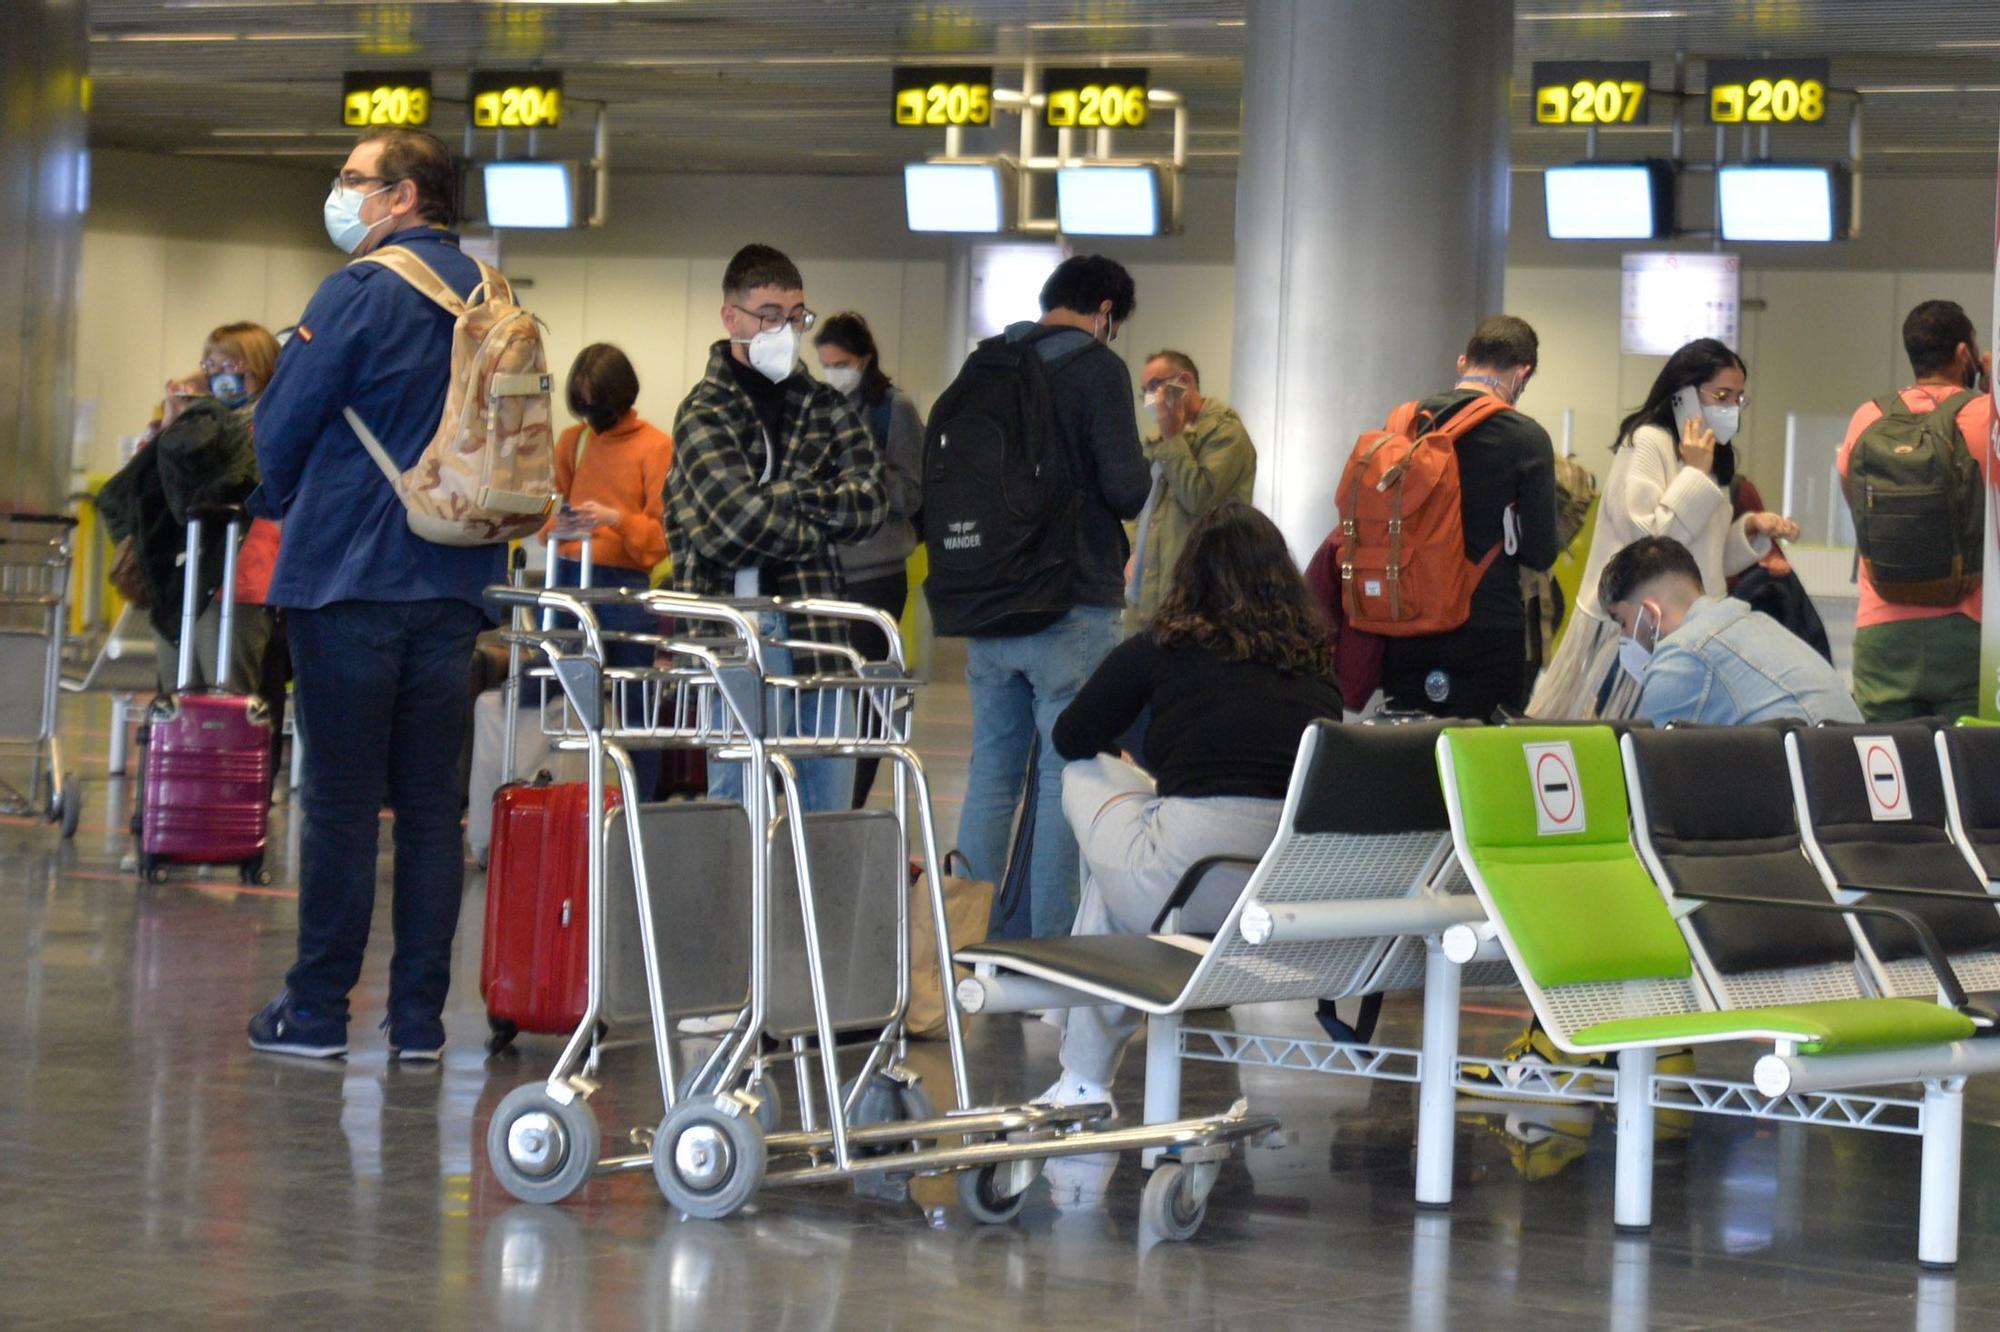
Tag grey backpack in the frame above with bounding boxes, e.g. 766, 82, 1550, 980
1844, 389, 1983, 606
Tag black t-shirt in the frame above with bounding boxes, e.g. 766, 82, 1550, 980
726, 353, 800, 470
1413, 389, 1560, 631
1052, 636, 1345, 800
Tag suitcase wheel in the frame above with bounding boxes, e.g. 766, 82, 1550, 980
486, 1017, 520, 1056
239, 857, 271, 887
144, 857, 169, 885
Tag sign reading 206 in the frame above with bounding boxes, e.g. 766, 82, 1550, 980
1043, 66, 1149, 130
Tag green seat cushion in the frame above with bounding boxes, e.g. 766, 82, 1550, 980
1573, 997, 1976, 1055
1478, 855, 1692, 986
1442, 725, 1692, 988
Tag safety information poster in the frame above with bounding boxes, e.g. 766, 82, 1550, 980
1620, 252, 1741, 355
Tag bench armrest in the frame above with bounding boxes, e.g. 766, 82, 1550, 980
1834, 880, 1997, 905
1676, 888, 1986, 1019
1150, 854, 1263, 933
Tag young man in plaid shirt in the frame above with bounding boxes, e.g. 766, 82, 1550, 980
667, 243, 887, 811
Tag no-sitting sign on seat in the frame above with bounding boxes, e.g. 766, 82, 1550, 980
1853, 735, 1912, 821
1524, 740, 1586, 836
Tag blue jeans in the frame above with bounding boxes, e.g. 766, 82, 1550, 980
707, 613, 856, 815
959, 605, 1122, 939
555, 558, 662, 800
285, 599, 484, 1029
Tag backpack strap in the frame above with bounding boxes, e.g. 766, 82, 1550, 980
1427, 392, 1514, 441
1924, 388, 1979, 430
349, 244, 468, 316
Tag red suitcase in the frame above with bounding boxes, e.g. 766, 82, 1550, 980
139, 507, 273, 885
480, 777, 621, 1052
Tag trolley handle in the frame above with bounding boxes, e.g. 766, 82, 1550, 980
770, 598, 908, 672
485, 587, 607, 661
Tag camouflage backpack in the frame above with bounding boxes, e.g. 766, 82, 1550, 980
342, 247, 557, 545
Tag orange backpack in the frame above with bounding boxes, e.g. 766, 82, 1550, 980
342, 246, 557, 546
1337, 395, 1513, 637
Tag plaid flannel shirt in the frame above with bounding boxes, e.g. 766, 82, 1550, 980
667, 340, 888, 660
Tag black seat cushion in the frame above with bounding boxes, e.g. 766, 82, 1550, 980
955, 935, 1204, 1009
1942, 728, 2000, 881
1291, 718, 1459, 837
1853, 889, 2000, 961
1629, 728, 1857, 974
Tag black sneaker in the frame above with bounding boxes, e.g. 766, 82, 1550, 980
247, 991, 347, 1059
385, 1015, 445, 1062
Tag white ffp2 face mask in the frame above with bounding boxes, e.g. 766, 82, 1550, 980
824, 364, 863, 396
739, 322, 799, 383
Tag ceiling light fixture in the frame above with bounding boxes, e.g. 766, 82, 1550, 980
92, 31, 241, 43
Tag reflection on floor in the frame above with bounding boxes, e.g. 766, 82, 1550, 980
6, 658, 2000, 1329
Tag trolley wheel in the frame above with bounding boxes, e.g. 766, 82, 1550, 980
486, 1084, 600, 1206
1139, 1162, 1208, 1242
144, 857, 169, 885
843, 1072, 933, 1157
957, 1163, 1027, 1225
58, 781, 81, 840
486, 1017, 520, 1056
238, 856, 270, 886
678, 1066, 780, 1134
651, 1097, 766, 1220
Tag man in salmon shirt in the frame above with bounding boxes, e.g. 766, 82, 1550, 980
1838, 300, 1995, 721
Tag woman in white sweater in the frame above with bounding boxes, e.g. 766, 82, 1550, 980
1529, 338, 1800, 718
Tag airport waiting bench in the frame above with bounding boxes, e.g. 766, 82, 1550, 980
1441, 723, 1992, 1268
954, 719, 1517, 1202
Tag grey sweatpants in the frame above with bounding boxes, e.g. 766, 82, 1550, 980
1050, 754, 1282, 1085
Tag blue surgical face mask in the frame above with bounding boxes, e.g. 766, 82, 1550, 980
323, 183, 392, 255
208, 371, 249, 407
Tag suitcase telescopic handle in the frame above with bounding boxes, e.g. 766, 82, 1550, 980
177, 505, 246, 693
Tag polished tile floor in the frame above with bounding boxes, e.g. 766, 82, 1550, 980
7, 650, 2000, 1329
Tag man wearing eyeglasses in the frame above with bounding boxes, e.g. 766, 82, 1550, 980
243, 128, 504, 1062
667, 243, 887, 812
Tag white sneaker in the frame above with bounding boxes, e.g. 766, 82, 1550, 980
1044, 1152, 1118, 1210
1032, 1073, 1117, 1118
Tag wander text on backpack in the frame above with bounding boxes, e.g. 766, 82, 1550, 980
343, 247, 557, 546
1337, 394, 1515, 637
920, 329, 1091, 637
1843, 388, 1984, 606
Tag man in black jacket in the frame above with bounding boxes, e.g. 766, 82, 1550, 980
1379, 316, 1560, 720
957, 255, 1151, 939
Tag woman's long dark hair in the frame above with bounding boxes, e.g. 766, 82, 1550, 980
1151, 501, 1334, 678
1613, 337, 1747, 483
813, 312, 893, 407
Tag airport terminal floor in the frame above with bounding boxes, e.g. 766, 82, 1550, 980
2, 642, 1997, 1329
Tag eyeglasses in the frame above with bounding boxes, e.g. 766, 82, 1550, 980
1141, 376, 1184, 395
199, 357, 244, 376
332, 172, 389, 193
732, 304, 817, 334
1698, 385, 1749, 408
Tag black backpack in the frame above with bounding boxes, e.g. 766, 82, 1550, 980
921, 328, 1092, 637
1844, 388, 1984, 606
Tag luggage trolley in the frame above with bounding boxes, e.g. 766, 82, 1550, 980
0, 513, 81, 838
481, 583, 1279, 1237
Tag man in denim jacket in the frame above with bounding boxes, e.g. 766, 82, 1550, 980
1601, 536, 1860, 727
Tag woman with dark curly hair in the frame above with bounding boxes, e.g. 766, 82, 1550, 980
1036, 500, 1344, 1110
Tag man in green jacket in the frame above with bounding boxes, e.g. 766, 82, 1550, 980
1124, 350, 1258, 636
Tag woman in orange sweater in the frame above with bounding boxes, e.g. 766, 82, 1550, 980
546, 342, 673, 794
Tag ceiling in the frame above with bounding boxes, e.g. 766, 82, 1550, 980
81, 1, 2000, 177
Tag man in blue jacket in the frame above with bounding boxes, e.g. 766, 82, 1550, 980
245, 128, 505, 1059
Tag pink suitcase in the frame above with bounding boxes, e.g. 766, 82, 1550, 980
139, 506, 273, 885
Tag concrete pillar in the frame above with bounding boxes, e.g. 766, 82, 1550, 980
1, 0, 89, 511
1231, 0, 1514, 561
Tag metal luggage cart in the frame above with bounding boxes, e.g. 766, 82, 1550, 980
0, 513, 81, 838
481, 583, 1280, 1238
